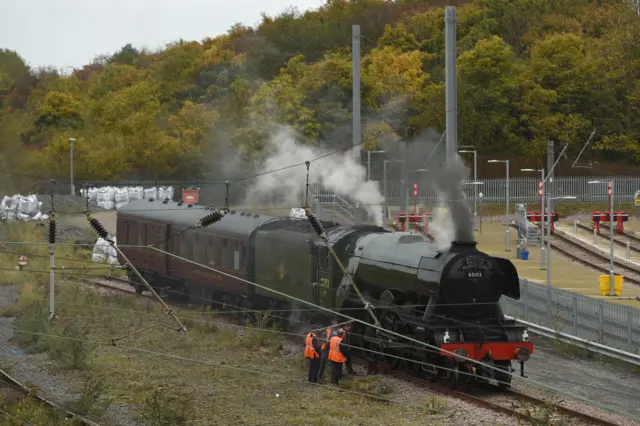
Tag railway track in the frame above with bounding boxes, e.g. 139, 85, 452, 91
575, 222, 640, 254
80, 276, 628, 425
510, 224, 640, 286
550, 230, 640, 285
0, 367, 100, 425
602, 223, 640, 246
351, 360, 620, 425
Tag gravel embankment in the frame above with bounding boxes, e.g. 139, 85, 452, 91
0, 284, 138, 425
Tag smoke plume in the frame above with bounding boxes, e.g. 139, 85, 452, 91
244, 126, 385, 225
432, 154, 475, 245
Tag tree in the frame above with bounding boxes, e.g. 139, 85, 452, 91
36, 91, 84, 129
457, 36, 520, 152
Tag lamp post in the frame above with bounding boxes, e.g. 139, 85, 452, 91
589, 180, 615, 296
545, 195, 577, 287
406, 168, 429, 213
459, 148, 478, 231
488, 159, 510, 251
383, 160, 403, 218
367, 150, 386, 181
69, 137, 76, 196
522, 168, 546, 270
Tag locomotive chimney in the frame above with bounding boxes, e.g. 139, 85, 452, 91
449, 241, 478, 252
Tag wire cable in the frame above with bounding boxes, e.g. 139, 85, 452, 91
1, 326, 444, 413
9, 275, 639, 410
141, 245, 640, 419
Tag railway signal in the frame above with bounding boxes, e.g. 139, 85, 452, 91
17, 256, 28, 268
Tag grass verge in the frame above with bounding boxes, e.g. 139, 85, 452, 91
1, 222, 451, 425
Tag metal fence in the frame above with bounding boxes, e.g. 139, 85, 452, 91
501, 279, 640, 355
44, 175, 640, 208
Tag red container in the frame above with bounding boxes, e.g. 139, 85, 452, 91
182, 188, 199, 204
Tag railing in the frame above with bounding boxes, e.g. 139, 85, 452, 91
43, 176, 640, 208
501, 279, 640, 361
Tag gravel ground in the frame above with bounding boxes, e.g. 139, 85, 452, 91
511, 339, 640, 424
3, 280, 639, 425
0, 284, 139, 425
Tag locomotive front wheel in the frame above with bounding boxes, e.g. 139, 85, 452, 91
443, 361, 472, 390
494, 360, 512, 389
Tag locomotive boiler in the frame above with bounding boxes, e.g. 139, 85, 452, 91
117, 199, 533, 389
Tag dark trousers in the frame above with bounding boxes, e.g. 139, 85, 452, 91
331, 361, 344, 385
307, 357, 321, 383
344, 353, 354, 374
317, 348, 329, 381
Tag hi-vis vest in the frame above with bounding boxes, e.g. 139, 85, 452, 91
304, 332, 319, 359
328, 336, 346, 363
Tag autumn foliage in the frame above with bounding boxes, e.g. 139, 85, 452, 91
0, 0, 638, 181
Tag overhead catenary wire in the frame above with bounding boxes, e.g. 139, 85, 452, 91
8, 295, 640, 414
0, 326, 443, 413
141, 244, 640, 420
9, 275, 640, 406
86, 213, 188, 333
0, 127, 398, 189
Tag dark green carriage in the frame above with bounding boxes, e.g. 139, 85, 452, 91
253, 228, 317, 303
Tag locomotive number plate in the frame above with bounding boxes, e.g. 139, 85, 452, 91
458, 256, 492, 283
466, 271, 484, 279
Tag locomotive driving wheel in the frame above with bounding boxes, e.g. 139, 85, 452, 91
442, 360, 472, 390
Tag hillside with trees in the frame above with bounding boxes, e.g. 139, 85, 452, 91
0, 0, 639, 183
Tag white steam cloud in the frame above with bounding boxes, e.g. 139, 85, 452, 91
244, 127, 385, 226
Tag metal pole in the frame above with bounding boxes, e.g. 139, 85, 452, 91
609, 181, 615, 296
505, 160, 510, 251
352, 25, 361, 163
367, 151, 371, 181
69, 137, 75, 196
444, 7, 457, 164
546, 192, 552, 325
473, 150, 477, 231
546, 194, 552, 288
540, 168, 546, 270
383, 161, 387, 219
404, 170, 409, 215
49, 243, 55, 320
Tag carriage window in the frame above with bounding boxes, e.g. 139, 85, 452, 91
233, 241, 240, 270
137, 223, 143, 245
241, 245, 247, 268
172, 232, 179, 254
206, 236, 215, 264
194, 234, 203, 263
157, 226, 166, 250
185, 233, 194, 259
179, 232, 188, 258
221, 238, 229, 268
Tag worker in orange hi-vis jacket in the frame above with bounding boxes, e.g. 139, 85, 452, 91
317, 319, 339, 382
304, 330, 321, 383
328, 328, 347, 385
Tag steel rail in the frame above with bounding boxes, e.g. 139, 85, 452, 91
0, 367, 101, 425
